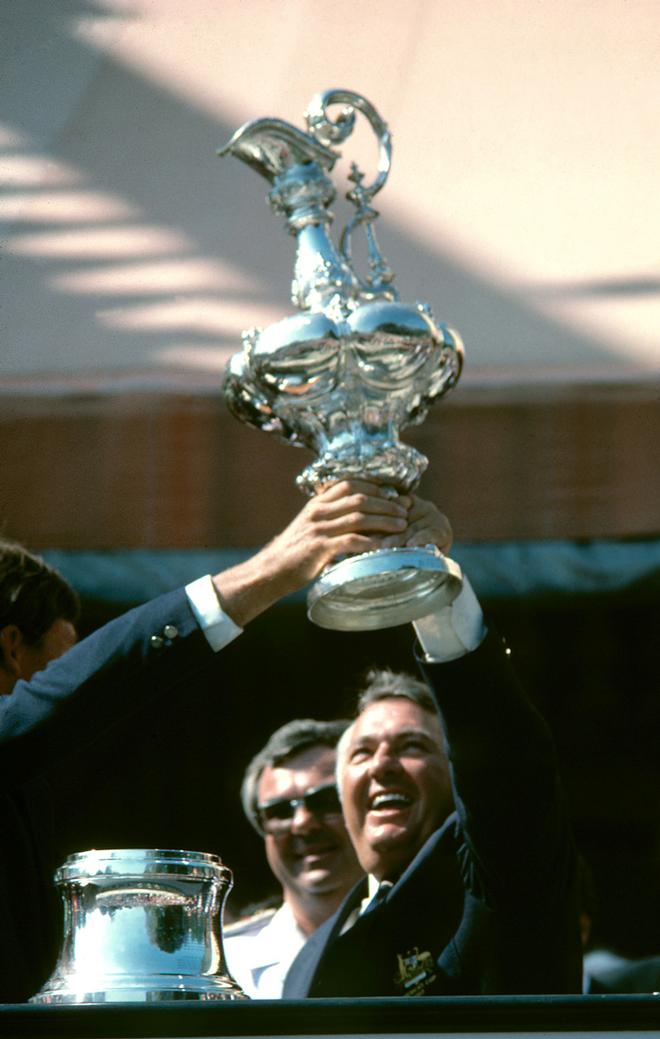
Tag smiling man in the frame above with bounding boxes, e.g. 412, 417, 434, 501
283, 575, 583, 998
338, 672, 453, 884
224, 719, 363, 997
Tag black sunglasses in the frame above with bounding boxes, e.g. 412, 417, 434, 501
256, 782, 342, 833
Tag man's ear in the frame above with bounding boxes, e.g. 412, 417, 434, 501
0, 625, 26, 678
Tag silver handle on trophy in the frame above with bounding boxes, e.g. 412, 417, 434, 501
219, 90, 464, 631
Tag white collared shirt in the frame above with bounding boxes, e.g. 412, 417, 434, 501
223, 902, 307, 999
185, 575, 243, 651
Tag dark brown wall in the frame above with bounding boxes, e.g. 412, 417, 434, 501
2, 379, 659, 549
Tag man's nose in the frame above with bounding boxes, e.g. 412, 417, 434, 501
289, 802, 318, 833
370, 742, 400, 776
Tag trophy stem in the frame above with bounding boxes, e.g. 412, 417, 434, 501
307, 547, 463, 631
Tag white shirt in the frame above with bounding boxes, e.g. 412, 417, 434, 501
223, 902, 307, 999
185, 575, 242, 651
412, 574, 486, 661
185, 571, 486, 663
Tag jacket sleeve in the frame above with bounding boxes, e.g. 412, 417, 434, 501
419, 630, 582, 993
418, 630, 575, 911
0, 588, 215, 783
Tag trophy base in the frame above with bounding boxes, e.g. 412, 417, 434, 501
307, 546, 463, 631
30, 974, 247, 1004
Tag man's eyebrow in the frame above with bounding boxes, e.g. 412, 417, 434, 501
350, 727, 436, 747
349, 734, 375, 748
394, 728, 437, 742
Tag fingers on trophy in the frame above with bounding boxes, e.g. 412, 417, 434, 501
219, 89, 464, 630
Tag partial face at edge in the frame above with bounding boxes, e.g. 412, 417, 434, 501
0, 617, 77, 688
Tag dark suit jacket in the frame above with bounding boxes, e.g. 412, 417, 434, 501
283, 632, 582, 997
0, 588, 214, 1003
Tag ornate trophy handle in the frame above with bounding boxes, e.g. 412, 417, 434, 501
305, 89, 391, 197
306, 89, 396, 300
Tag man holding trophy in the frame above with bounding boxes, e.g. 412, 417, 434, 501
283, 590, 583, 997
0, 480, 441, 1003
218, 89, 582, 996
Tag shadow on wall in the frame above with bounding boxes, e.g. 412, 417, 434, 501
1, 0, 650, 379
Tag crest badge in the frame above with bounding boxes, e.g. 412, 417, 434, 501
393, 946, 438, 996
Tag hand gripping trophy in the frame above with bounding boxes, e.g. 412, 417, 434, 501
219, 89, 464, 631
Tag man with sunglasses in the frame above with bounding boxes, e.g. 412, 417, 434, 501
224, 718, 363, 997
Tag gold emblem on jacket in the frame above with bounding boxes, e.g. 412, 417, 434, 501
393, 947, 437, 996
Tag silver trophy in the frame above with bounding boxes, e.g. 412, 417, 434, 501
220, 89, 464, 631
30, 849, 246, 1003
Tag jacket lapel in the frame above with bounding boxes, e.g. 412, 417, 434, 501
282, 877, 368, 997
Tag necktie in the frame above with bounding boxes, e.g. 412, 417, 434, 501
363, 880, 393, 915
340, 880, 393, 935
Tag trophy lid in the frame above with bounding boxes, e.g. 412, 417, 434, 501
55, 848, 231, 884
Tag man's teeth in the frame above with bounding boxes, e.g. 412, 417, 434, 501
371, 792, 411, 809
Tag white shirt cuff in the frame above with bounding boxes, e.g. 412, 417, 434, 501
185, 575, 243, 652
413, 573, 486, 662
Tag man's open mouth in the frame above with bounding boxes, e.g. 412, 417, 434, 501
369, 791, 412, 811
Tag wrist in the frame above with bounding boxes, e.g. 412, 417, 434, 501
211, 540, 297, 627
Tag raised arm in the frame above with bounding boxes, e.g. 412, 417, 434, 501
213, 480, 411, 626
0, 482, 410, 769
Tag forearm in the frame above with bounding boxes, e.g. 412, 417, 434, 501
418, 630, 568, 892
420, 631, 556, 803
210, 540, 301, 629
211, 481, 410, 628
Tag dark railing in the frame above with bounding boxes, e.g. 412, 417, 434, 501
0, 995, 658, 1038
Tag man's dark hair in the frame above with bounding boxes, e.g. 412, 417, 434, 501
0, 540, 80, 646
356, 667, 437, 715
241, 718, 350, 834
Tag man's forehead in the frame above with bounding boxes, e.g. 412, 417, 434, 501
280, 743, 337, 772
350, 697, 441, 742
258, 744, 336, 799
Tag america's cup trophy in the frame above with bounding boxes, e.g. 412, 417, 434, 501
220, 89, 464, 631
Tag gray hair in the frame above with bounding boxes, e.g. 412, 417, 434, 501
241, 717, 350, 834
356, 667, 437, 714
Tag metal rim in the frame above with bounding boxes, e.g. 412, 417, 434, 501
307, 547, 463, 631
